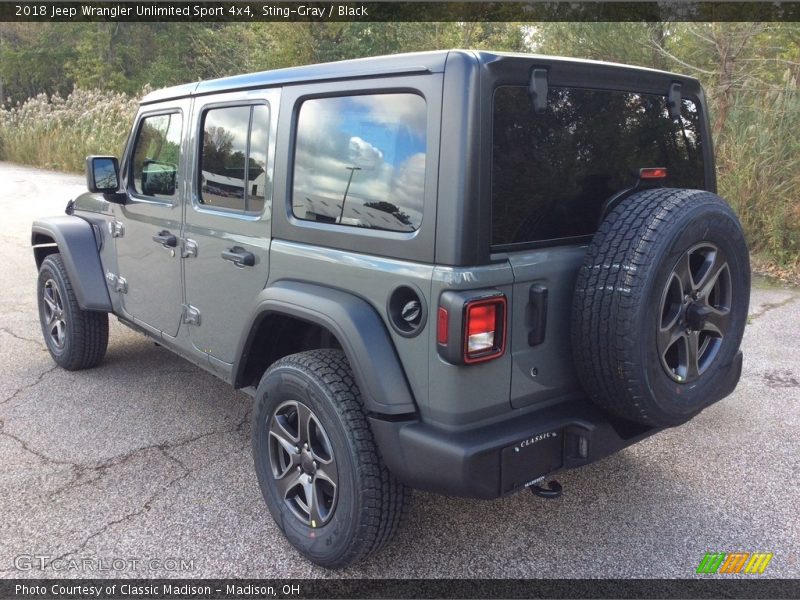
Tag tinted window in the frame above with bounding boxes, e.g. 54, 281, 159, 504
492, 87, 705, 246
131, 113, 183, 199
293, 93, 427, 232
199, 104, 270, 214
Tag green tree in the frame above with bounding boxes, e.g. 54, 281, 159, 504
0, 23, 76, 103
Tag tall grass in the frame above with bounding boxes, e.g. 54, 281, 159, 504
716, 87, 800, 272
0, 89, 139, 172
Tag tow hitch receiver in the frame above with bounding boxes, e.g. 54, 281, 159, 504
529, 479, 563, 499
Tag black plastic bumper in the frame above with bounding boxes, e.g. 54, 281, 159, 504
370, 399, 658, 499
370, 351, 742, 499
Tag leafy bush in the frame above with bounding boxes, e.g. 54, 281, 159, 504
0, 88, 140, 172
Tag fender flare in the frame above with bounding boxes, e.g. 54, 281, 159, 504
234, 280, 417, 416
31, 216, 112, 311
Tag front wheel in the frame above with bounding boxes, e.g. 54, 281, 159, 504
252, 349, 409, 568
37, 253, 108, 370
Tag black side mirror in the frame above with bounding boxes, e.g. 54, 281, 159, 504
86, 156, 120, 194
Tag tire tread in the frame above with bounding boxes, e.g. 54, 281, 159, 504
571, 188, 745, 426
39, 253, 108, 370
264, 349, 409, 568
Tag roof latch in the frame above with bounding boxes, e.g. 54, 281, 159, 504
667, 82, 683, 120
528, 68, 549, 114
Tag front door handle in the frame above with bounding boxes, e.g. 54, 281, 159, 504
221, 246, 255, 267
152, 230, 178, 248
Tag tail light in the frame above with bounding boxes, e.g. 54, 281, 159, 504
437, 291, 507, 364
464, 298, 506, 362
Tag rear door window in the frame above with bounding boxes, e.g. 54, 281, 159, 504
199, 104, 270, 214
491, 86, 705, 247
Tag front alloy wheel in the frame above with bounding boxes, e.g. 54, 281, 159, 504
42, 278, 67, 350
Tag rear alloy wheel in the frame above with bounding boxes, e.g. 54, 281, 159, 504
252, 349, 409, 568
268, 400, 339, 528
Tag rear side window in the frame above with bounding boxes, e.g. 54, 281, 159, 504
199, 104, 270, 214
292, 93, 427, 232
492, 87, 705, 247
131, 112, 183, 200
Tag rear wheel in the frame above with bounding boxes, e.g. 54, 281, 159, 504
37, 253, 108, 370
252, 349, 409, 568
571, 188, 750, 427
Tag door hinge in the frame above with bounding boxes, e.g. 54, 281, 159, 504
182, 238, 198, 258
108, 219, 125, 238
105, 272, 128, 294
182, 304, 201, 326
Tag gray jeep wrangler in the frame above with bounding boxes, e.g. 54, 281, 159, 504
31, 50, 749, 568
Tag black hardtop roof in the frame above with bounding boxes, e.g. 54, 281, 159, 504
140, 49, 699, 105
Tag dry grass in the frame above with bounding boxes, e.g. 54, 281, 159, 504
0, 88, 140, 172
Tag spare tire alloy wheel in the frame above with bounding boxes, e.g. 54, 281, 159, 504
658, 242, 732, 383
268, 400, 338, 528
572, 188, 750, 428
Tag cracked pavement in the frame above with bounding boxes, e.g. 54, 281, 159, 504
1, 162, 798, 579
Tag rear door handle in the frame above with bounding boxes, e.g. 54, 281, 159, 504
152, 230, 177, 248
221, 246, 255, 267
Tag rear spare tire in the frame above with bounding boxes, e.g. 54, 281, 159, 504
572, 188, 750, 427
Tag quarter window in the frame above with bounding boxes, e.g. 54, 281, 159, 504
199, 104, 270, 214
292, 93, 427, 232
131, 112, 183, 200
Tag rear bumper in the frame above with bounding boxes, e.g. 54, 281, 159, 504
370, 351, 742, 499
370, 399, 658, 499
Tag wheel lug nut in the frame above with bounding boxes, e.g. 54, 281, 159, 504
312, 461, 318, 470
306, 475, 313, 483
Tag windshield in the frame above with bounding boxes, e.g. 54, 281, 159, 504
491, 86, 705, 247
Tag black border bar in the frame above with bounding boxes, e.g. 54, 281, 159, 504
3, 2, 800, 22
2, 579, 800, 599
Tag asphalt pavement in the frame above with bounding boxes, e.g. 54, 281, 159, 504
0, 162, 798, 579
